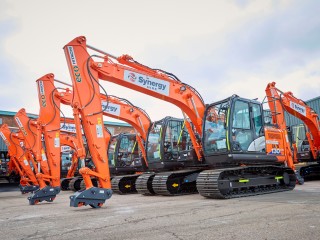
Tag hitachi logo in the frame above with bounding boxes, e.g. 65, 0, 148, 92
68, 46, 77, 66
0, 132, 9, 146
15, 117, 28, 136
38, 81, 47, 107
138, 76, 167, 91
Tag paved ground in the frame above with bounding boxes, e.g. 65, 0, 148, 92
0, 181, 319, 240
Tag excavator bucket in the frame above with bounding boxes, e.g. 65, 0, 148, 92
28, 186, 61, 205
69, 187, 112, 208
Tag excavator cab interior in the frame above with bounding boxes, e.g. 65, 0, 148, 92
108, 133, 145, 175
146, 116, 195, 171
203, 95, 279, 166
290, 124, 313, 161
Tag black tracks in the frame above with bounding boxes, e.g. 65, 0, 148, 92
197, 166, 296, 199
111, 174, 141, 194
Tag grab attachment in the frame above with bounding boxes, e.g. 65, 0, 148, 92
69, 187, 112, 208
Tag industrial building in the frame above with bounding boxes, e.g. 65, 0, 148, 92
0, 109, 133, 176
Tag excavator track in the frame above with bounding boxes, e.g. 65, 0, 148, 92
69, 177, 83, 192
60, 178, 72, 191
152, 169, 202, 196
197, 165, 296, 199
136, 173, 156, 195
111, 174, 141, 194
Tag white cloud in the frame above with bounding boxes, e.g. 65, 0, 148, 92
0, 0, 319, 124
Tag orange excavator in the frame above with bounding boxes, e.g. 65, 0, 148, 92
265, 82, 320, 182
14, 109, 51, 180
15, 107, 85, 192
41, 73, 153, 194
63, 36, 296, 200
0, 125, 39, 193
12, 75, 79, 204
62, 47, 113, 207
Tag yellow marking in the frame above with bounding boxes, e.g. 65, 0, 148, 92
124, 185, 131, 188
55, 132, 59, 138
239, 179, 249, 183
97, 117, 102, 125
275, 176, 283, 180
172, 183, 179, 188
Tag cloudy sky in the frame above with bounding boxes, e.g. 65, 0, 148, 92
1, 0, 319, 123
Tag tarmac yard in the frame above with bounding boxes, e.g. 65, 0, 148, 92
0, 181, 319, 240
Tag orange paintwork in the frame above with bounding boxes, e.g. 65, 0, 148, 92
14, 109, 50, 176
63, 40, 112, 189
266, 82, 320, 161
0, 124, 39, 186
64, 36, 206, 161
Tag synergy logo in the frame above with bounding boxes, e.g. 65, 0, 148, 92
15, 117, 28, 136
61, 146, 71, 152
60, 123, 84, 134
60, 123, 76, 134
0, 132, 10, 146
290, 101, 306, 116
128, 72, 137, 82
101, 101, 121, 116
124, 70, 170, 96
38, 81, 47, 107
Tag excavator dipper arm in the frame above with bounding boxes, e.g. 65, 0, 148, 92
63, 45, 113, 207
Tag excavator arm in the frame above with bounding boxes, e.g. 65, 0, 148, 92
55, 54, 113, 207
52, 76, 152, 167
266, 82, 320, 160
14, 109, 50, 177
0, 125, 39, 193
64, 36, 205, 160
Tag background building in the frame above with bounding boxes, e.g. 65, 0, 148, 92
0, 110, 133, 153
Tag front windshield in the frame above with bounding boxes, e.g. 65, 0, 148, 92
164, 120, 191, 160
203, 101, 228, 154
147, 123, 162, 163
118, 135, 139, 166
108, 137, 117, 166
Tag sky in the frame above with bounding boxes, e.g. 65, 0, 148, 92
0, 0, 319, 123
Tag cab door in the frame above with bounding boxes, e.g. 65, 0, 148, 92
231, 99, 264, 152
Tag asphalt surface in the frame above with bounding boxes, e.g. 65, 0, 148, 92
0, 181, 319, 240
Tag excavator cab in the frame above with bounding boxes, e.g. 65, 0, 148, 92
290, 124, 313, 161
146, 116, 195, 171
108, 133, 145, 175
202, 95, 282, 166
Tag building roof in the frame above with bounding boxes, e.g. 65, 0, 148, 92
0, 110, 38, 119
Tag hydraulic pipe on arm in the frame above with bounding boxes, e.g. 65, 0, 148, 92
0, 125, 39, 193
64, 36, 206, 161
63, 43, 113, 208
